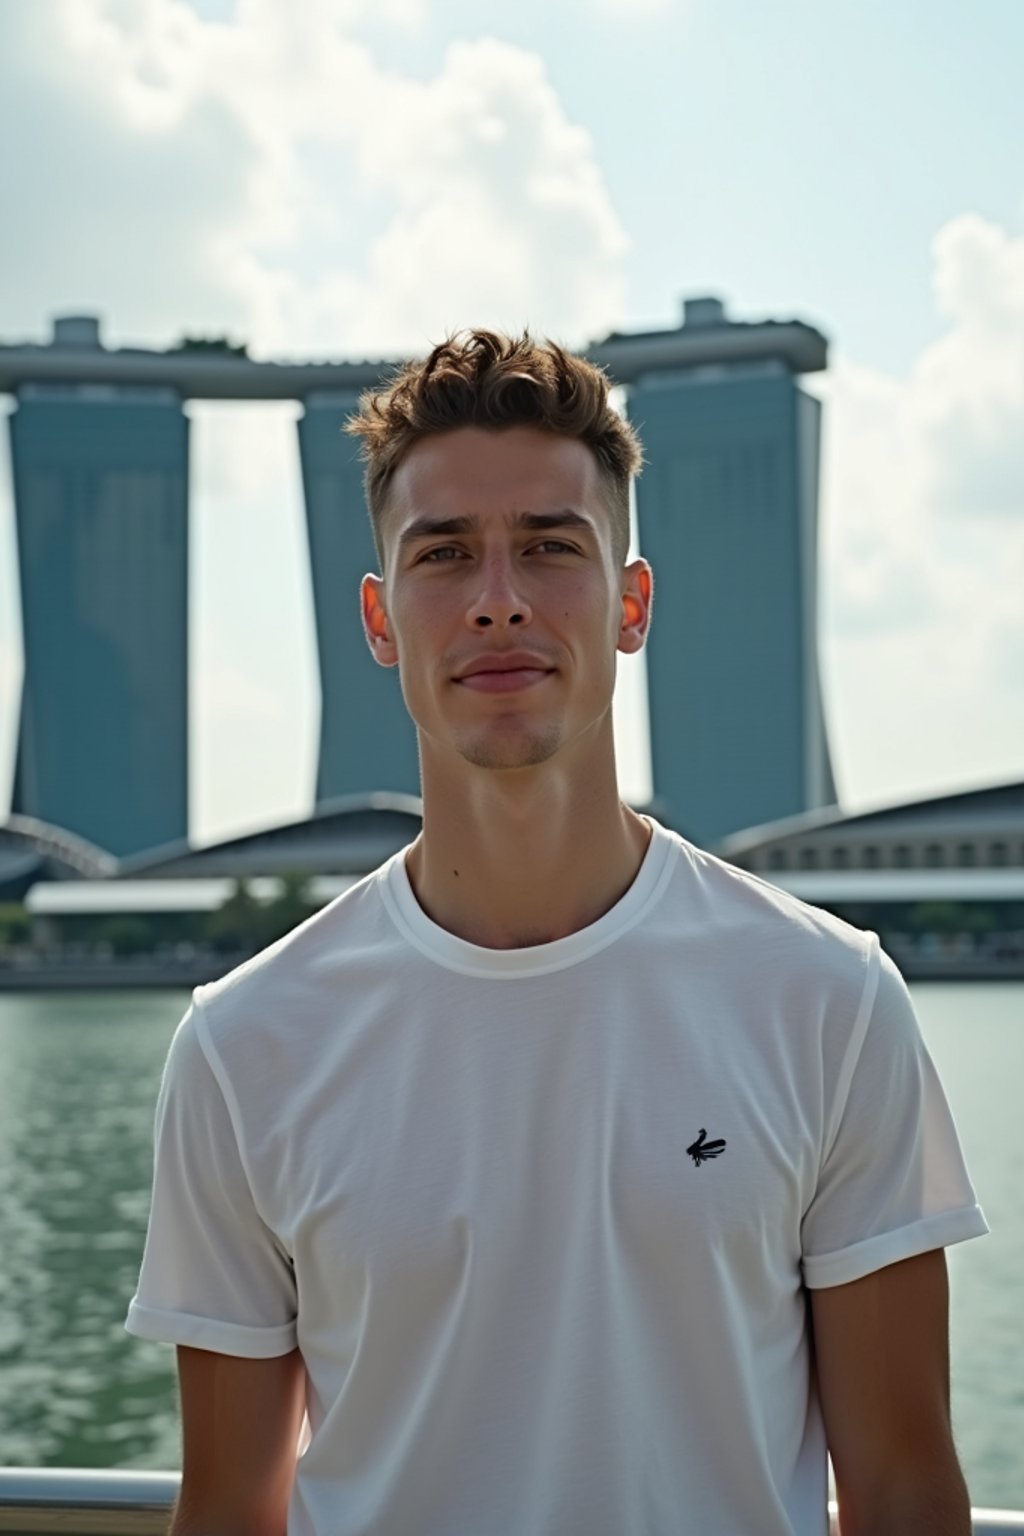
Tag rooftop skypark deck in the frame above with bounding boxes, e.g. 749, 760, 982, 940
0, 300, 827, 399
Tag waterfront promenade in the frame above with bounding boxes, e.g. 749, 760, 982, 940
1, 936, 1023, 989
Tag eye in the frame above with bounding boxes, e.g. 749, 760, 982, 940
532, 539, 577, 554
419, 545, 465, 562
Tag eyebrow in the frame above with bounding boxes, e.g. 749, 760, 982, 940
398, 509, 597, 549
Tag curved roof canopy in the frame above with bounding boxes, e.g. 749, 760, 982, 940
117, 792, 425, 879
0, 814, 117, 899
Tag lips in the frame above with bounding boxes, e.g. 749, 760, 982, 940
453, 653, 555, 695
457, 668, 552, 693
455, 653, 554, 681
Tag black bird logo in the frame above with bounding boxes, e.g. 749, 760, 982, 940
687, 1128, 727, 1167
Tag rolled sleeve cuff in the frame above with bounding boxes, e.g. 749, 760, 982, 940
125, 1297, 298, 1357
802, 1203, 990, 1289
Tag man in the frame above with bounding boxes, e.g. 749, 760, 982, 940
126, 330, 988, 1535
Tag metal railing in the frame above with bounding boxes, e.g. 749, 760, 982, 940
0, 1469, 178, 1534
0, 1468, 1022, 1534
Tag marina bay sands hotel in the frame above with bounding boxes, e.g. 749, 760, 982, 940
0, 299, 835, 859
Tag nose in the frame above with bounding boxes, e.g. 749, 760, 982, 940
465, 554, 533, 630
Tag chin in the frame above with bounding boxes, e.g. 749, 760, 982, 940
455, 727, 564, 772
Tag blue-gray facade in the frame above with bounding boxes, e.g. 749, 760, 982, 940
9, 386, 189, 857
2, 306, 833, 859
629, 361, 835, 848
297, 395, 419, 804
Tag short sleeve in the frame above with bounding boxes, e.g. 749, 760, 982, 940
801, 936, 988, 1289
125, 997, 298, 1356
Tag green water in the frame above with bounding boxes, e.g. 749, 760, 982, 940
0, 983, 1020, 1507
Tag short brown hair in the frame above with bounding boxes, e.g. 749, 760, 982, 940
344, 329, 643, 570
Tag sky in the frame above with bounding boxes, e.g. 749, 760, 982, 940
0, 0, 1022, 848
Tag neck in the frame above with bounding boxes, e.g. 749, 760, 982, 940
404, 748, 653, 950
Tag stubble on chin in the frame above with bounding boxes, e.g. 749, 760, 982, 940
454, 722, 563, 771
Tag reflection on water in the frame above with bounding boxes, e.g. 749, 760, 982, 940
0, 984, 1021, 1508
0, 992, 183, 1468
913, 983, 1024, 1508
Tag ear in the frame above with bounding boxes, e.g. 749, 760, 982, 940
361, 574, 399, 668
617, 559, 653, 656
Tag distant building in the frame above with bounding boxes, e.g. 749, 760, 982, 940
0, 812, 116, 902
5, 784, 1023, 985
8, 317, 189, 856
1, 299, 833, 855
297, 394, 419, 802
718, 778, 1024, 880
613, 296, 835, 847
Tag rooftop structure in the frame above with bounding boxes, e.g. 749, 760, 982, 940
2, 298, 830, 856
0, 301, 827, 399
624, 297, 833, 844
7, 374, 189, 855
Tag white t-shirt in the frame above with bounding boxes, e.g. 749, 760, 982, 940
126, 816, 987, 1536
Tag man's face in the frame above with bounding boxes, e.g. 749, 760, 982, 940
361, 425, 652, 775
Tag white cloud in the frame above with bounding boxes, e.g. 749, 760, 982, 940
815, 357, 938, 640
916, 215, 1024, 522
0, 0, 627, 356
187, 403, 319, 843
0, 2, 1020, 832
0, 3, 262, 347
932, 213, 1024, 332
341, 39, 628, 352
0, 2, 629, 836
816, 213, 1024, 808
191, 656, 316, 841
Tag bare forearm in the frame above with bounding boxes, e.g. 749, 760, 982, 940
168, 1492, 287, 1536
836, 1465, 972, 1536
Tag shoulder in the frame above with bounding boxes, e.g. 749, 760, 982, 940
192, 855, 404, 1058
650, 829, 890, 1088
667, 828, 877, 984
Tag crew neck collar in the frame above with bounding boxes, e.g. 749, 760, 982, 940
377, 815, 677, 979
